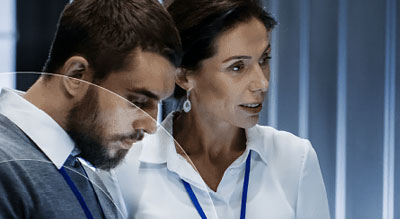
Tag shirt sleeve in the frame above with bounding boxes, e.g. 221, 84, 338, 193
295, 140, 330, 219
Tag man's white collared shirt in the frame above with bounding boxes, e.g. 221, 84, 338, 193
0, 88, 75, 168
114, 113, 330, 219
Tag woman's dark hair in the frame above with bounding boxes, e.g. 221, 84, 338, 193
167, 0, 277, 98
43, 0, 182, 82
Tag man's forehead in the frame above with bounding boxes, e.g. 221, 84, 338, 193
98, 48, 176, 100
135, 50, 175, 69
130, 50, 176, 97
127, 78, 175, 101
124, 72, 175, 101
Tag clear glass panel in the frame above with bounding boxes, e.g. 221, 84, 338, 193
0, 72, 218, 219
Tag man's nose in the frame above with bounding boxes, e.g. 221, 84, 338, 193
131, 107, 158, 135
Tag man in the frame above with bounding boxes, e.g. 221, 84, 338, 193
0, 0, 181, 218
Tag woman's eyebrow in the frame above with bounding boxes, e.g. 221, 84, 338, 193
222, 44, 272, 63
222, 55, 251, 63
263, 44, 271, 53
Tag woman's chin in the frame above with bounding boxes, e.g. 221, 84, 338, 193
237, 115, 259, 129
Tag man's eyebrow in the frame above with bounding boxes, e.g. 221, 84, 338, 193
128, 88, 160, 100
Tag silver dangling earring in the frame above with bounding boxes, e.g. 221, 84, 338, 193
183, 89, 192, 113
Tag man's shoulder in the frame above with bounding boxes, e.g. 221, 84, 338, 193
0, 113, 45, 161
0, 113, 29, 142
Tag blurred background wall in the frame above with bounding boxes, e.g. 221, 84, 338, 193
0, 0, 398, 218
260, 0, 399, 219
0, 0, 16, 89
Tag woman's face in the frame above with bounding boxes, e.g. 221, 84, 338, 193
189, 17, 270, 129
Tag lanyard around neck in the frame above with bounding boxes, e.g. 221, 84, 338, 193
181, 151, 252, 219
59, 166, 94, 219
58, 155, 106, 219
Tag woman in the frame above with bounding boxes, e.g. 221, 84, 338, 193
115, 0, 330, 218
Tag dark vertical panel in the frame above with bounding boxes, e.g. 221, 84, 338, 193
394, 74, 400, 215
308, 0, 338, 217
276, 0, 300, 135
16, 0, 69, 91
298, 0, 310, 138
382, 0, 397, 217
335, 0, 348, 217
345, 0, 386, 218
394, 0, 400, 218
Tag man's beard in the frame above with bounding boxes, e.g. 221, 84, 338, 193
65, 87, 128, 171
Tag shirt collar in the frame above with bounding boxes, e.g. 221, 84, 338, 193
245, 124, 269, 165
0, 88, 75, 169
138, 112, 269, 166
138, 112, 214, 190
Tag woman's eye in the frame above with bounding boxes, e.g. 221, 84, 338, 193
259, 55, 271, 67
229, 62, 245, 72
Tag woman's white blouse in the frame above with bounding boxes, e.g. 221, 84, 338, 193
114, 113, 330, 219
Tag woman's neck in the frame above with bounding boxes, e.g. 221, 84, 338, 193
173, 109, 246, 160
172, 109, 247, 191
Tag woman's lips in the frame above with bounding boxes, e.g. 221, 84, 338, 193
239, 103, 263, 114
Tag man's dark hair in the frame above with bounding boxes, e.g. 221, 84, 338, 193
43, 0, 182, 81
167, 0, 277, 98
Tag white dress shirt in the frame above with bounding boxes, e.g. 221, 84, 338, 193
114, 112, 330, 219
0, 88, 75, 169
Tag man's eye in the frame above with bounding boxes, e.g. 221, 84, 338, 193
127, 96, 146, 108
132, 101, 145, 108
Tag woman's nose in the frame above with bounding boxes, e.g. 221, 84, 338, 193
249, 66, 269, 92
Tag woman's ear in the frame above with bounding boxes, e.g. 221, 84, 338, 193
60, 56, 92, 98
175, 67, 195, 91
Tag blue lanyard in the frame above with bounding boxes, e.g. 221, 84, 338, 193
58, 166, 94, 219
182, 151, 252, 219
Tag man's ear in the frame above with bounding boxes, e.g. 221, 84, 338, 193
60, 56, 92, 98
175, 68, 195, 91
